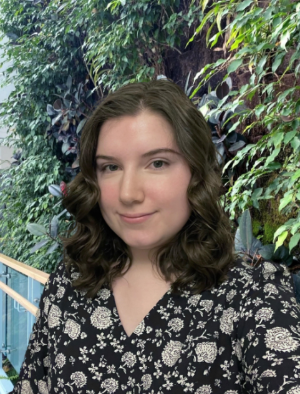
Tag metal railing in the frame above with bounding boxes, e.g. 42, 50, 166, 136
0, 254, 49, 316
0, 253, 49, 392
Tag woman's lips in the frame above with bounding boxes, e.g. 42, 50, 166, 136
119, 213, 154, 224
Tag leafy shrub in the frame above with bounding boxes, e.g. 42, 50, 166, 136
189, 0, 300, 261
235, 209, 299, 303
0, 152, 68, 272
46, 76, 98, 179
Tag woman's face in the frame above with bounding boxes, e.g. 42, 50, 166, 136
95, 110, 192, 263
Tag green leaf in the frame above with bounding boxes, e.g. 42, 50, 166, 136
27, 223, 47, 236
227, 59, 243, 74
239, 85, 248, 95
213, 59, 227, 68
250, 237, 263, 257
275, 230, 288, 251
291, 137, 300, 151
280, 30, 290, 50
279, 192, 293, 212
202, 0, 210, 12
216, 12, 222, 32
271, 132, 284, 148
191, 8, 215, 40
251, 188, 263, 209
260, 244, 275, 260
228, 140, 246, 152
265, 147, 280, 166
272, 52, 285, 73
56, 209, 68, 219
289, 233, 300, 252
284, 130, 297, 145
249, 74, 256, 86
278, 88, 295, 103
291, 169, 300, 182
256, 55, 267, 75
62, 142, 70, 154
266, 162, 281, 170
273, 244, 291, 263
274, 224, 291, 240
30, 239, 50, 253
76, 118, 87, 134
255, 104, 265, 117
236, 0, 253, 12
46, 242, 60, 255
234, 227, 246, 253
66, 75, 72, 90
50, 216, 59, 238
239, 209, 253, 252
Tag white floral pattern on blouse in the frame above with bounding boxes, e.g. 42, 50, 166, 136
9, 259, 300, 393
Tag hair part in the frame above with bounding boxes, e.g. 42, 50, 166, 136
60, 80, 237, 299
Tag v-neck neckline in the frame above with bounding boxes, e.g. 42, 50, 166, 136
110, 285, 173, 339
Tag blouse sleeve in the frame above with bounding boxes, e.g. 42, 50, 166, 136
8, 268, 57, 394
237, 261, 300, 393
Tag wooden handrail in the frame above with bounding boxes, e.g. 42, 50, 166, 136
0, 253, 50, 315
0, 281, 38, 316
0, 253, 49, 284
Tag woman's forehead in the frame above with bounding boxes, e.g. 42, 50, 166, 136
96, 113, 176, 152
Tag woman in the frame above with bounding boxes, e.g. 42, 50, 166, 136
11, 80, 300, 393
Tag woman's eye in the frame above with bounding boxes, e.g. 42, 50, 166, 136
100, 160, 169, 173
151, 160, 169, 169
100, 164, 118, 172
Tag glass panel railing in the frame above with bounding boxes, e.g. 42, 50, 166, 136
0, 261, 44, 392
6, 266, 29, 373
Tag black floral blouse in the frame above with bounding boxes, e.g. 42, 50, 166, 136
9, 259, 300, 394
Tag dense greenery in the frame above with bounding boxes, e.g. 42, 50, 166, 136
0, 0, 85, 270
0, 0, 299, 281
189, 0, 300, 268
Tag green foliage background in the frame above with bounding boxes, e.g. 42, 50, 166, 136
189, 0, 300, 260
0, 0, 299, 273
0, 0, 202, 272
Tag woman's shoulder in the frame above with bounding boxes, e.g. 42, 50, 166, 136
223, 258, 297, 305
45, 260, 108, 301
228, 258, 293, 285
44, 259, 77, 293
40, 260, 96, 317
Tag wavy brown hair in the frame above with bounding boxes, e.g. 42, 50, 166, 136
61, 79, 237, 299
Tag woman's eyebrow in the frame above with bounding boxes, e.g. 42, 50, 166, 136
95, 148, 182, 161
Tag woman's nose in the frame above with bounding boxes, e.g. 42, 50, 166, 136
118, 171, 145, 204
